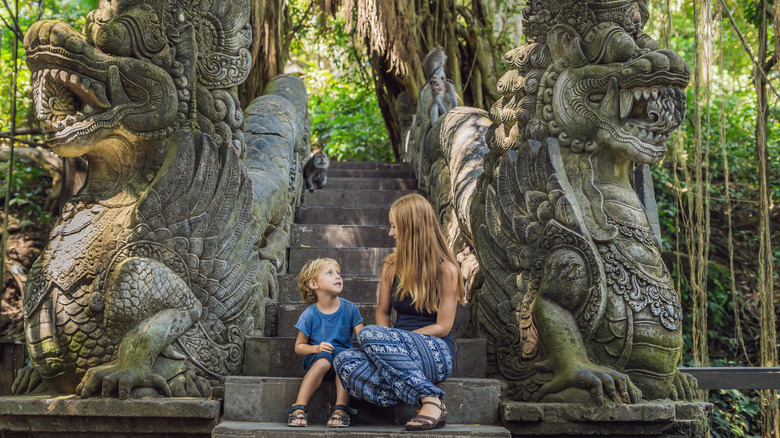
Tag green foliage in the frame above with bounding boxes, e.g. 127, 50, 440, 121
0, 0, 97, 135
710, 385, 761, 438
287, 5, 391, 162
0, 160, 52, 230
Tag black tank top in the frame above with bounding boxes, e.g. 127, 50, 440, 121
390, 276, 455, 355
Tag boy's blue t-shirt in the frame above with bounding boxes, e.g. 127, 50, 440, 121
294, 298, 363, 354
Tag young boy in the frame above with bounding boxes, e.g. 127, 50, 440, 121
284, 258, 363, 427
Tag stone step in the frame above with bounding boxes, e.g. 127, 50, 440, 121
264, 302, 474, 339
278, 274, 379, 303
325, 177, 417, 191
213, 422, 511, 437
301, 190, 416, 207
242, 337, 486, 379
0, 395, 219, 437
290, 224, 395, 248
296, 205, 391, 226
499, 401, 712, 437
289, 247, 393, 275
222, 376, 501, 426
329, 161, 412, 170
327, 168, 415, 179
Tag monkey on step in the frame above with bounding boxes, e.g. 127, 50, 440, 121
303, 152, 330, 193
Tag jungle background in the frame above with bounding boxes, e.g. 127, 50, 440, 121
0, 0, 778, 436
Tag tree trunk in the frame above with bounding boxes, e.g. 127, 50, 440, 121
755, 2, 779, 436
238, 0, 292, 109
340, 0, 503, 159
691, 0, 712, 372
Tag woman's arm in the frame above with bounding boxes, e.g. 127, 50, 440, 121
413, 261, 459, 338
375, 258, 394, 327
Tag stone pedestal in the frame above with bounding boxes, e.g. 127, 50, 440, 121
500, 401, 712, 438
0, 395, 220, 437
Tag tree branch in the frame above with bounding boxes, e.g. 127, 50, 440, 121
719, 0, 780, 101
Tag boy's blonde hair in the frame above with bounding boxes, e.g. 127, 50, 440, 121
297, 258, 340, 304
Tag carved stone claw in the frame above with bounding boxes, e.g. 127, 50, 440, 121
670, 370, 698, 401
76, 363, 171, 399
532, 363, 642, 406
168, 369, 211, 397
12, 366, 46, 394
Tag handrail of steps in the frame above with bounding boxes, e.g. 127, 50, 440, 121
679, 367, 780, 390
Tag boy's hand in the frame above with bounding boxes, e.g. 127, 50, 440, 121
316, 342, 334, 353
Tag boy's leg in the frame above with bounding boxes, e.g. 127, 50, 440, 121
327, 375, 351, 427
290, 358, 331, 426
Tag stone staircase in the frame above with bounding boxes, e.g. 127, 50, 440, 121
214, 161, 510, 437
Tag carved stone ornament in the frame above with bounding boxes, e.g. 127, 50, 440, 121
473, 0, 697, 403
16, 0, 261, 398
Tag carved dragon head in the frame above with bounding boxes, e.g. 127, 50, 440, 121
24, 0, 251, 158
487, 0, 690, 165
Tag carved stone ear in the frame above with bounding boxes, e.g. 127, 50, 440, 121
546, 24, 588, 67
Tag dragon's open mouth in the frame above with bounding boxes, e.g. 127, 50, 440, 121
31, 63, 136, 145
617, 85, 684, 145
589, 85, 685, 147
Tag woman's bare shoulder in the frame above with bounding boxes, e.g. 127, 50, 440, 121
439, 260, 458, 277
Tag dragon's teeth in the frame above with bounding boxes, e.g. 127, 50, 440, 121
81, 77, 91, 92
60, 70, 69, 82
634, 89, 642, 100
49, 69, 58, 78
643, 89, 651, 99
69, 73, 79, 84
83, 105, 94, 115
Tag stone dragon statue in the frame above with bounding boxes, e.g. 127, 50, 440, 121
13, 0, 265, 398
473, 0, 697, 404
400, 0, 698, 406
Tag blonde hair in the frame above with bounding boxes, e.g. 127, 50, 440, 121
388, 193, 465, 313
297, 258, 340, 304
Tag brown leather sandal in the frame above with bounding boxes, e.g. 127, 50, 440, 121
283, 404, 308, 427
327, 404, 357, 428
405, 400, 447, 431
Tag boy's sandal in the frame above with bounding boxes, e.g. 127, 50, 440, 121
405, 400, 447, 431
327, 404, 358, 428
283, 404, 308, 427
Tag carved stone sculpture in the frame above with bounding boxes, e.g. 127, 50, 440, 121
473, 0, 696, 403
15, 0, 264, 398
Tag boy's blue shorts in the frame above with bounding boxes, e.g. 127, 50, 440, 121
302, 351, 337, 380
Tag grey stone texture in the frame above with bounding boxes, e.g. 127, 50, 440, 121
212, 423, 511, 437
500, 401, 712, 437
295, 205, 393, 226
223, 376, 500, 425
0, 395, 218, 437
242, 336, 486, 379
301, 190, 416, 206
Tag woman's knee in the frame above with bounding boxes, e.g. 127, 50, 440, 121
357, 324, 390, 346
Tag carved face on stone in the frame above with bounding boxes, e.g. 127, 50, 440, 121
24, 9, 179, 157
544, 23, 690, 164
24, 0, 250, 158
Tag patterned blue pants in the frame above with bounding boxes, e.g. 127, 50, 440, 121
333, 325, 453, 407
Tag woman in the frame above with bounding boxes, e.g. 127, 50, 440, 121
334, 193, 465, 431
